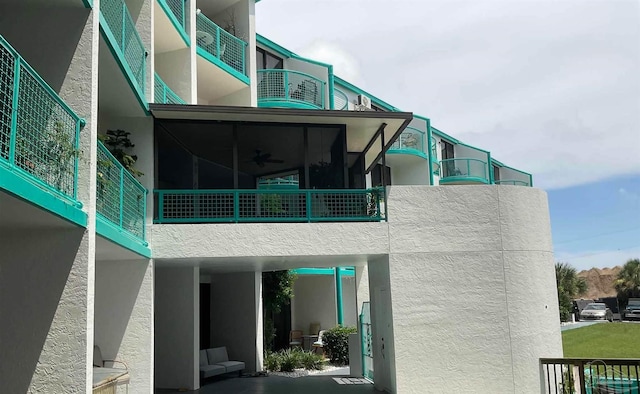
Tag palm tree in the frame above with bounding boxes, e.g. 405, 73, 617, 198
615, 258, 640, 301
556, 262, 588, 322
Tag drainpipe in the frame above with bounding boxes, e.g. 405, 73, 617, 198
335, 267, 344, 325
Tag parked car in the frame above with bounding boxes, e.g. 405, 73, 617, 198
580, 303, 613, 321
622, 299, 640, 321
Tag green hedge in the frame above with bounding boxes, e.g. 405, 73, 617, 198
264, 348, 325, 372
323, 325, 357, 365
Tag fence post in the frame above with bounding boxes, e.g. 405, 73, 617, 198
119, 167, 124, 228
284, 71, 289, 100
8, 57, 21, 166
233, 190, 239, 223
157, 191, 164, 222
121, 3, 127, 51
306, 190, 312, 222
578, 360, 586, 394
215, 26, 221, 59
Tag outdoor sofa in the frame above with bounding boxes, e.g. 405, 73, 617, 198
199, 346, 245, 379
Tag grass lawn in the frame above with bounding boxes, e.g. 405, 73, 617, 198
563, 323, 640, 358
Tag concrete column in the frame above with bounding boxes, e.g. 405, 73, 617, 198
155, 266, 200, 390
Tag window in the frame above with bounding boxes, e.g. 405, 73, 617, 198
493, 165, 500, 182
441, 141, 455, 177
256, 47, 284, 70
371, 164, 391, 187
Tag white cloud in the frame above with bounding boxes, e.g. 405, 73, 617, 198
256, 0, 640, 190
297, 40, 363, 85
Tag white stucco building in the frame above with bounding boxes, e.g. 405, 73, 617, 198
0, 0, 561, 393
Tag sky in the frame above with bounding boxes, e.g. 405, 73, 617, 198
255, 0, 640, 271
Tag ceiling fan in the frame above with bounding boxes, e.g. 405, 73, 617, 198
248, 150, 284, 167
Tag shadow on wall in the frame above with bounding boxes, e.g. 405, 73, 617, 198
94, 259, 149, 361
0, 227, 85, 393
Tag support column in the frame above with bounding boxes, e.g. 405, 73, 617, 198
335, 267, 344, 325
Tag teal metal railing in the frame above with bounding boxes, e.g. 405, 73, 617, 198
0, 35, 83, 205
257, 175, 299, 188
390, 126, 426, 155
495, 180, 530, 186
257, 69, 326, 109
334, 88, 349, 110
97, 141, 147, 243
154, 188, 384, 223
154, 73, 186, 104
430, 137, 440, 174
158, 0, 186, 34
196, 13, 247, 76
100, 0, 147, 97
439, 158, 489, 183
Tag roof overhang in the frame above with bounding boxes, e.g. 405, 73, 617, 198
149, 104, 412, 172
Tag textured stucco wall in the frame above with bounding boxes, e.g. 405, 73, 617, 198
210, 272, 261, 372
95, 259, 154, 394
390, 159, 430, 186
155, 266, 199, 390
292, 275, 337, 333
0, 228, 88, 393
385, 186, 561, 394
155, 49, 192, 102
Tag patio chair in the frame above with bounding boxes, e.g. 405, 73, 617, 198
312, 330, 326, 355
289, 330, 303, 348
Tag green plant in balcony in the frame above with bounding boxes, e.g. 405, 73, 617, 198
99, 129, 143, 177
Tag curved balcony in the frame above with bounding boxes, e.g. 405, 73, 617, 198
334, 88, 348, 110
495, 180, 531, 186
154, 73, 186, 104
439, 158, 490, 185
257, 69, 325, 110
388, 127, 428, 159
195, 12, 248, 78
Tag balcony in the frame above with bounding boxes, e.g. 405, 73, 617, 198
257, 70, 326, 110
0, 34, 86, 226
334, 88, 349, 110
388, 126, 428, 159
154, 73, 186, 104
97, 141, 149, 255
495, 166, 532, 187
157, 0, 188, 43
195, 12, 247, 80
154, 188, 384, 224
439, 158, 490, 185
99, 0, 147, 104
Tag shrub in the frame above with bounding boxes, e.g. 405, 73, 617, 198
279, 348, 300, 372
264, 351, 282, 372
263, 348, 325, 372
322, 325, 357, 365
298, 350, 325, 370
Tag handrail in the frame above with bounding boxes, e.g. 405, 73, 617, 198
0, 34, 84, 205
495, 179, 530, 186
154, 188, 384, 223
158, 0, 186, 31
540, 357, 640, 394
97, 141, 147, 243
196, 12, 248, 76
100, 0, 147, 96
334, 88, 349, 110
154, 73, 186, 104
389, 126, 426, 154
257, 69, 326, 109
439, 158, 489, 182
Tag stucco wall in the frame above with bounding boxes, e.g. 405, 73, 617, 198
155, 266, 199, 390
390, 159, 430, 186
385, 185, 561, 394
0, 228, 90, 393
95, 259, 154, 394
292, 275, 337, 334
155, 49, 193, 103
209, 272, 262, 372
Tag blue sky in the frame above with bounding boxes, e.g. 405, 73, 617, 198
256, 0, 640, 271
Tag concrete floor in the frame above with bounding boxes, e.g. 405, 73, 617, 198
156, 375, 377, 394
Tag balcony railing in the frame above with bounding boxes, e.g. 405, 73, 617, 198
334, 88, 348, 110
154, 73, 186, 104
0, 35, 83, 205
541, 358, 640, 394
390, 126, 426, 156
196, 13, 247, 76
100, 0, 147, 97
495, 179, 531, 186
439, 158, 490, 184
97, 141, 147, 243
158, 0, 186, 34
257, 69, 326, 109
154, 188, 384, 223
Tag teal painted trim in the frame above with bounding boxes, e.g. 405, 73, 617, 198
96, 216, 152, 258
293, 267, 355, 277
328, 66, 335, 110
458, 141, 490, 155
530, 174, 534, 187
488, 152, 494, 184
157, 0, 190, 46
439, 176, 490, 185
495, 180, 531, 186
426, 118, 435, 185
257, 100, 321, 110
387, 149, 428, 160
431, 127, 460, 144
334, 75, 400, 112
99, 15, 149, 114
0, 164, 87, 227
335, 267, 344, 325
196, 47, 250, 85
256, 34, 294, 58
491, 158, 506, 167
83, 0, 93, 8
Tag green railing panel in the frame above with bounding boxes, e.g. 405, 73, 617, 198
97, 141, 147, 242
154, 188, 384, 223
334, 88, 348, 110
257, 69, 325, 109
390, 126, 425, 154
100, 0, 147, 97
439, 158, 489, 183
154, 73, 186, 104
0, 35, 83, 204
159, 0, 186, 31
196, 13, 247, 75
495, 179, 531, 186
